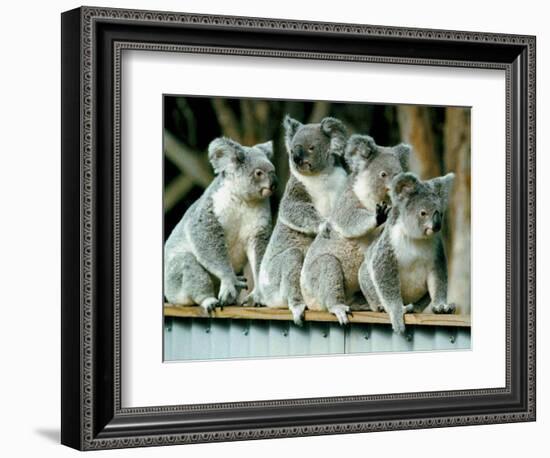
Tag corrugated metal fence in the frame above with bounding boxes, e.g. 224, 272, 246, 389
164, 317, 471, 361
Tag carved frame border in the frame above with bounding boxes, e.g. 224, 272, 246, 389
61, 6, 536, 450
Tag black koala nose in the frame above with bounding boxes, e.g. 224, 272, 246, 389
292, 145, 305, 165
432, 211, 442, 232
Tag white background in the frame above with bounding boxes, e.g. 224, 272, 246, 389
0, 0, 546, 457
123, 52, 506, 407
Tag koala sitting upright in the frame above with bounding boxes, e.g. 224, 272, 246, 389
257, 115, 348, 325
300, 135, 410, 324
164, 137, 277, 313
358, 172, 455, 334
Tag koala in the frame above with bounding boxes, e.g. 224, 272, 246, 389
300, 135, 411, 325
256, 115, 348, 325
358, 172, 455, 334
164, 137, 277, 313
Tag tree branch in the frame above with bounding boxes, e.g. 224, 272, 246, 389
164, 130, 213, 188
164, 174, 195, 212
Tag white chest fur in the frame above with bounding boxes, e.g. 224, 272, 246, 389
352, 171, 377, 210
212, 182, 269, 271
390, 224, 434, 304
296, 167, 347, 218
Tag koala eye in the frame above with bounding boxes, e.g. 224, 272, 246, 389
420, 210, 428, 217
308, 145, 315, 152
254, 169, 265, 179
380, 171, 388, 178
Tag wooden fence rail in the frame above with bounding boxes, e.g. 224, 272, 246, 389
164, 305, 471, 327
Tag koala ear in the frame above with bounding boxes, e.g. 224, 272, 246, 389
394, 143, 411, 172
320, 117, 347, 156
283, 115, 303, 152
208, 137, 246, 174
254, 140, 274, 160
391, 172, 420, 201
430, 172, 455, 207
344, 135, 377, 171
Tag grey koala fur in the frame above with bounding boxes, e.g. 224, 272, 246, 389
358, 171, 456, 334
164, 137, 277, 313
257, 115, 348, 325
301, 134, 411, 325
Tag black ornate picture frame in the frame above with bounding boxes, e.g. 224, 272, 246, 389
61, 6, 536, 450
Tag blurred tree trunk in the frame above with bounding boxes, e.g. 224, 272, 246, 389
308, 101, 331, 123
397, 106, 441, 179
211, 98, 242, 141
444, 108, 471, 315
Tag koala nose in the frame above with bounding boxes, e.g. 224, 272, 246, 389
292, 145, 305, 165
432, 211, 442, 233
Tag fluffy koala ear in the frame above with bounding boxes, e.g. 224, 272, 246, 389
430, 172, 455, 207
391, 172, 420, 201
208, 137, 246, 174
283, 115, 303, 152
394, 143, 411, 172
254, 140, 274, 160
320, 117, 347, 156
344, 135, 377, 171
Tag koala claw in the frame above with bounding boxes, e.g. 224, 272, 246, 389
392, 319, 406, 335
235, 275, 248, 290
329, 304, 351, 326
218, 276, 248, 306
289, 303, 307, 326
200, 297, 220, 314
218, 281, 237, 306
376, 201, 390, 226
240, 290, 265, 308
370, 303, 385, 312
318, 220, 332, 238
431, 303, 456, 314
388, 309, 406, 334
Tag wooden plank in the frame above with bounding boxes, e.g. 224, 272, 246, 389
164, 305, 471, 327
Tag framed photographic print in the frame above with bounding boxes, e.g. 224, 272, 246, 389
61, 6, 536, 450
162, 94, 472, 362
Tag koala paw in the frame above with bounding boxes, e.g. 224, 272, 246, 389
388, 310, 406, 335
289, 303, 307, 326
403, 303, 414, 314
218, 276, 247, 306
318, 220, 332, 238
370, 303, 385, 312
218, 281, 237, 307
431, 302, 456, 314
200, 297, 220, 314
240, 289, 265, 307
235, 275, 248, 291
329, 304, 351, 326
376, 202, 390, 226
